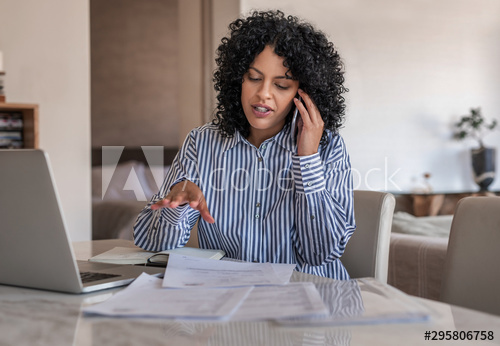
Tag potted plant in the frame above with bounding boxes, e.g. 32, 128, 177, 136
453, 107, 498, 191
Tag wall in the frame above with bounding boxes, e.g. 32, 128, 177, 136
91, 0, 179, 148
91, 0, 240, 150
179, 0, 241, 143
240, 0, 500, 192
205, 0, 241, 123
178, 0, 204, 145
0, 0, 91, 240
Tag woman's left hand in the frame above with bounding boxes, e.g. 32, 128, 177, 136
294, 89, 324, 156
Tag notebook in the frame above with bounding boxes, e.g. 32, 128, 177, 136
89, 246, 225, 266
0, 149, 164, 294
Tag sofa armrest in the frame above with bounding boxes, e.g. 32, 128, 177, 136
388, 233, 448, 301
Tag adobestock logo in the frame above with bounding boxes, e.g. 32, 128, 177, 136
351, 157, 403, 192
101, 146, 166, 201
100, 147, 403, 201
202, 166, 295, 192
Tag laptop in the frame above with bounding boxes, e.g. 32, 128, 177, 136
0, 149, 163, 294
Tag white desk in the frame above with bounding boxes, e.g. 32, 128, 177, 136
1, 239, 499, 346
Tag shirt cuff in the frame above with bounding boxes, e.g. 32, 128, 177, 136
292, 153, 326, 194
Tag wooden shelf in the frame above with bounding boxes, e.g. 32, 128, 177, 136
0, 102, 39, 148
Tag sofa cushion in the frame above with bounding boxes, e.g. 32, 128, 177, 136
391, 211, 453, 238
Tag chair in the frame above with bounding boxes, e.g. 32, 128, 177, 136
341, 190, 396, 283
440, 196, 500, 316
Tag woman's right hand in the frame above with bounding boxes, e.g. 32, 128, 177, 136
151, 180, 215, 223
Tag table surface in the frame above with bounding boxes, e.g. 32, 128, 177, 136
1, 239, 499, 346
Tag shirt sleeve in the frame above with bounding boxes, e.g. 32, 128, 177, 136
133, 130, 201, 251
291, 135, 355, 266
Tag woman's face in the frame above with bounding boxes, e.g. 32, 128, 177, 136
241, 45, 299, 146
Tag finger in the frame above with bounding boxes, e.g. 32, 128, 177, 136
298, 89, 322, 124
298, 89, 316, 113
158, 186, 189, 208
190, 197, 215, 224
168, 192, 189, 208
296, 116, 304, 134
151, 197, 171, 210
199, 208, 215, 224
294, 97, 312, 127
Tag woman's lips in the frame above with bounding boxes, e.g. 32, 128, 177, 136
252, 104, 272, 117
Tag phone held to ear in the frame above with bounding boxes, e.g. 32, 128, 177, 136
291, 96, 302, 140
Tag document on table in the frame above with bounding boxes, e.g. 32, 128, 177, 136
83, 273, 253, 319
162, 254, 296, 288
231, 282, 329, 321
83, 273, 329, 321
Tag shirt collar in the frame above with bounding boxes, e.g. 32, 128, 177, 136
273, 123, 296, 153
221, 131, 244, 153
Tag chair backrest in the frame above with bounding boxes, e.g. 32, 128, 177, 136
342, 190, 395, 283
440, 196, 500, 315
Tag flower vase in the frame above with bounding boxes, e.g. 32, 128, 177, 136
471, 146, 496, 191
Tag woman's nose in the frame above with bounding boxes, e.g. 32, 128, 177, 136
257, 81, 272, 100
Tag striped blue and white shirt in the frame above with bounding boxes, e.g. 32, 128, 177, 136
134, 123, 356, 279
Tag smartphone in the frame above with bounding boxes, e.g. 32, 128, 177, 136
291, 96, 302, 140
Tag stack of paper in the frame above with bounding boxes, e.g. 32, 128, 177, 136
83, 255, 431, 325
84, 273, 254, 319
162, 254, 294, 288
83, 254, 328, 321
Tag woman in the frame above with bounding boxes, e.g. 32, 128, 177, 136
134, 10, 355, 279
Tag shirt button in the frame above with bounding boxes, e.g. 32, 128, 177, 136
307, 182, 312, 186
256, 203, 261, 207
255, 214, 260, 219
258, 157, 263, 162
311, 215, 315, 220
261, 144, 267, 149
305, 164, 310, 169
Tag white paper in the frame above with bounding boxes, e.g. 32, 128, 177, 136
268, 262, 297, 283
83, 273, 253, 319
83, 273, 329, 322
163, 254, 293, 288
231, 282, 328, 321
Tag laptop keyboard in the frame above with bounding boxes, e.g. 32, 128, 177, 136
79, 271, 121, 284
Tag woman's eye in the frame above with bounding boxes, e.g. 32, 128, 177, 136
248, 76, 260, 81
275, 84, 289, 90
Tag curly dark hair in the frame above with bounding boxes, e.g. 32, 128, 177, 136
212, 10, 348, 144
